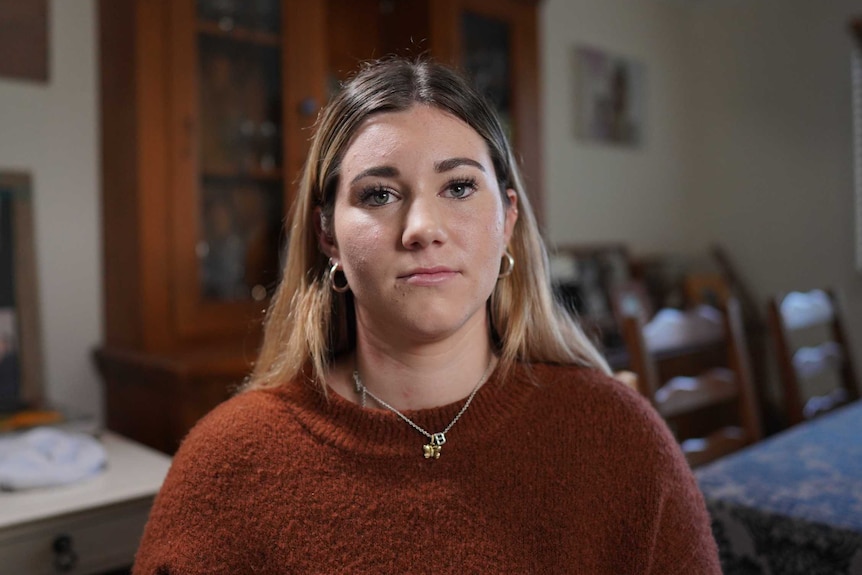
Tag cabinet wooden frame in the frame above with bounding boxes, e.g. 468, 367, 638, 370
98, 0, 328, 453
431, 0, 544, 221
99, 0, 326, 351
168, 1, 326, 340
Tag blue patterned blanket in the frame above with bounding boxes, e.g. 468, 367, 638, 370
696, 401, 862, 574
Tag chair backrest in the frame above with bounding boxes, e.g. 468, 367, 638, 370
620, 297, 763, 468
683, 272, 732, 309
768, 289, 860, 426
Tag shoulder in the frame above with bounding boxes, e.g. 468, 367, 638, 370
186, 387, 288, 438
525, 363, 655, 425
526, 362, 633, 395
521, 363, 685, 468
141, 388, 298, 538
152, 386, 303, 497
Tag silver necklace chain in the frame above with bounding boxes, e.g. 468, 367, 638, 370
351, 358, 496, 459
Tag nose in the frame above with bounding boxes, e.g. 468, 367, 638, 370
401, 195, 448, 249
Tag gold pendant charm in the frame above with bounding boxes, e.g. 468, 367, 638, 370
423, 443, 442, 459
423, 432, 446, 459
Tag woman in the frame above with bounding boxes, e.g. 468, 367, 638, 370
133, 58, 720, 574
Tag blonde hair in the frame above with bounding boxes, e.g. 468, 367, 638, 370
245, 57, 609, 392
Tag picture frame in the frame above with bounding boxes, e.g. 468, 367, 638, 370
0, 171, 43, 410
0, 0, 48, 83
573, 44, 646, 147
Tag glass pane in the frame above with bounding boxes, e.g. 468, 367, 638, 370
461, 12, 513, 139
0, 181, 37, 411
197, 0, 281, 34
0, 188, 21, 406
196, 1, 283, 301
198, 179, 283, 301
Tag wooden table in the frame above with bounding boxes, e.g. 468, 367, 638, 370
696, 401, 862, 575
0, 431, 171, 574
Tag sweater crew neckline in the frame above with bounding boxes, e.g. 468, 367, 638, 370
275, 363, 538, 459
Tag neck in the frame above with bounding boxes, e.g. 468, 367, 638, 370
325, 303, 499, 410
356, 348, 496, 412
349, 328, 497, 412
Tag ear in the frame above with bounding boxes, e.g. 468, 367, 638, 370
314, 207, 339, 260
503, 188, 519, 244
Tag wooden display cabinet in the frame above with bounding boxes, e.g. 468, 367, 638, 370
97, 0, 542, 454
96, 0, 327, 454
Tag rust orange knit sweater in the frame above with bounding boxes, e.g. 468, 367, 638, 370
133, 363, 720, 574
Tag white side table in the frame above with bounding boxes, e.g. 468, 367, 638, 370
0, 431, 172, 574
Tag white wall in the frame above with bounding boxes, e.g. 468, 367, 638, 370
541, 0, 861, 383
688, 0, 862, 375
0, 1, 102, 420
541, 0, 696, 253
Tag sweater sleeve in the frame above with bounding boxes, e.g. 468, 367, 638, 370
648, 452, 722, 575
630, 396, 722, 575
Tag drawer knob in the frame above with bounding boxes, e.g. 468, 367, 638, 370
52, 534, 79, 572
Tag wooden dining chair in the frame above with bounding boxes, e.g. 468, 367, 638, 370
620, 297, 763, 468
767, 289, 860, 427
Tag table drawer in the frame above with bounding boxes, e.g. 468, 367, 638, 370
0, 497, 153, 575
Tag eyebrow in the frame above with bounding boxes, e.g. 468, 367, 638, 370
350, 166, 400, 186
348, 157, 486, 186
435, 157, 486, 173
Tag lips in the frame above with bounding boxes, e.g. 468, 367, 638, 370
399, 266, 459, 285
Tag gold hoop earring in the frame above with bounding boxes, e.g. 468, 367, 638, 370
498, 251, 515, 279
328, 259, 350, 293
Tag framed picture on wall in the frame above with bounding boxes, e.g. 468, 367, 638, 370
573, 45, 646, 147
0, 172, 43, 411
0, 0, 48, 83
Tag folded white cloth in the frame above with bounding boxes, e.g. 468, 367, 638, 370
0, 427, 107, 491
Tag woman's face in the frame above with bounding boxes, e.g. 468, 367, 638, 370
321, 104, 518, 346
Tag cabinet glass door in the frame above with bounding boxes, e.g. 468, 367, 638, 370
454, 0, 542, 222
195, 0, 284, 303
461, 11, 513, 141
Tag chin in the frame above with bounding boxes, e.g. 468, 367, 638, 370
396, 303, 486, 342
